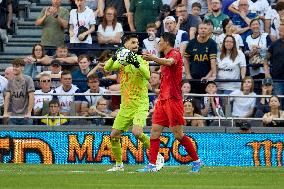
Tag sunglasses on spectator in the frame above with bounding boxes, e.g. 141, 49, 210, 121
183, 98, 193, 103
40, 79, 51, 83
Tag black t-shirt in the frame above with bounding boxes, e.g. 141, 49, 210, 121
185, 38, 217, 79
268, 39, 284, 79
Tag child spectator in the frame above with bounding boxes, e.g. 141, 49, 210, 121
41, 99, 68, 126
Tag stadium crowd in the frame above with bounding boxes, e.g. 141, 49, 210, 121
1, 0, 284, 127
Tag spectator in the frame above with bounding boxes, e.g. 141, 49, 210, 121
23, 43, 52, 78
37, 59, 62, 89
69, 0, 96, 44
181, 0, 208, 16
104, 0, 130, 18
0, 0, 12, 44
97, 7, 123, 45
263, 95, 284, 126
230, 76, 256, 118
143, 23, 160, 72
128, 0, 163, 32
164, 16, 189, 53
231, 0, 257, 41
175, 3, 200, 40
191, 2, 202, 18
35, 0, 69, 48
201, 81, 225, 125
41, 99, 68, 126
204, 19, 217, 41
54, 70, 83, 116
89, 97, 117, 126
52, 45, 78, 70
3, 58, 35, 125
270, 2, 284, 41
181, 80, 191, 95
71, 54, 92, 92
255, 78, 274, 117
80, 74, 109, 116
4, 66, 13, 80
245, 18, 272, 79
0, 75, 8, 124
216, 18, 244, 51
264, 24, 284, 102
88, 50, 118, 89
155, 4, 173, 35
148, 71, 160, 112
217, 35, 246, 94
204, 0, 229, 36
184, 98, 204, 127
86, 0, 104, 17
34, 73, 54, 116
184, 22, 217, 94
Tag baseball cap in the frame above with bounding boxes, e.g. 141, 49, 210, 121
205, 80, 217, 88
164, 16, 176, 23
160, 4, 171, 12
50, 59, 61, 67
262, 78, 273, 86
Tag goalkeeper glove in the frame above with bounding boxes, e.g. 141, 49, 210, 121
111, 54, 117, 61
126, 53, 140, 68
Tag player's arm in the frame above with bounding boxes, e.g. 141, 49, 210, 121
142, 53, 174, 67
104, 57, 121, 71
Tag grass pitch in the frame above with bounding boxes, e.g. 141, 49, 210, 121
0, 164, 283, 189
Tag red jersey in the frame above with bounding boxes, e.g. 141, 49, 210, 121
159, 48, 183, 100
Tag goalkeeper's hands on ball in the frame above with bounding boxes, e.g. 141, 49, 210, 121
126, 52, 140, 68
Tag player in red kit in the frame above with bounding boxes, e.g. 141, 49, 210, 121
137, 32, 202, 172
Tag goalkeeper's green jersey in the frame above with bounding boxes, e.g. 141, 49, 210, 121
104, 55, 150, 113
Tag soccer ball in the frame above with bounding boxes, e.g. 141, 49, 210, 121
116, 48, 131, 65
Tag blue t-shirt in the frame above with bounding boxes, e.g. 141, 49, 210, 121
71, 68, 89, 92
232, 12, 257, 41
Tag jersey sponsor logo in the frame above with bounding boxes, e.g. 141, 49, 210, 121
11, 91, 25, 98
193, 54, 209, 62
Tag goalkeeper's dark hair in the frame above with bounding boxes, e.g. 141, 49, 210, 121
160, 32, 176, 47
122, 34, 139, 44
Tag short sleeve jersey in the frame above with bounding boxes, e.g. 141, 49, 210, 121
159, 48, 183, 100
185, 38, 217, 79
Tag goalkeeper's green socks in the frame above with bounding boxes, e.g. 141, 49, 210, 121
137, 133, 150, 149
110, 137, 122, 164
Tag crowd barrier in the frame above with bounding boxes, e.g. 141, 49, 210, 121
0, 126, 283, 167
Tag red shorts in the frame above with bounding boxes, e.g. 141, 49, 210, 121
152, 98, 185, 127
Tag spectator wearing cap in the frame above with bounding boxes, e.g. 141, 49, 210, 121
164, 15, 189, 53
37, 59, 62, 89
34, 73, 54, 117
255, 78, 274, 117
128, 0, 163, 32
3, 58, 35, 125
175, 3, 201, 40
201, 81, 225, 125
71, 54, 92, 92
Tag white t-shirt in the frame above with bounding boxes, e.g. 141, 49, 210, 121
82, 87, 108, 107
175, 30, 189, 50
230, 89, 256, 117
54, 84, 79, 113
143, 37, 160, 57
268, 9, 280, 39
0, 75, 8, 106
97, 23, 123, 38
217, 50, 246, 91
69, 7, 96, 44
162, 0, 172, 5
245, 33, 269, 76
232, 0, 269, 16
216, 33, 244, 51
34, 89, 54, 110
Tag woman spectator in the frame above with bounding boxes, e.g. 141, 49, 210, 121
216, 18, 244, 51
97, 7, 123, 45
217, 35, 246, 94
69, 0, 96, 44
230, 76, 256, 118
245, 18, 272, 79
23, 43, 51, 78
263, 95, 284, 127
184, 98, 204, 127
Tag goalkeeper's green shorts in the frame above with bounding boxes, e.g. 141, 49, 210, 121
112, 108, 148, 132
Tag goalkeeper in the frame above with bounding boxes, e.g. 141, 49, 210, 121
104, 34, 164, 172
